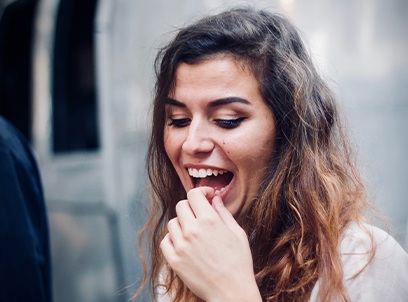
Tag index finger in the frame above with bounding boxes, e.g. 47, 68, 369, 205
186, 187, 216, 218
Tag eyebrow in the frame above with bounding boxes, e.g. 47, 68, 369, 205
165, 97, 251, 108
165, 98, 186, 107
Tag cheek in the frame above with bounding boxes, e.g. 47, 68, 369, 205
164, 129, 177, 162
164, 129, 187, 172
226, 129, 275, 170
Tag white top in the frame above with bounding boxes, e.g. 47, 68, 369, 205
310, 223, 408, 301
157, 223, 408, 301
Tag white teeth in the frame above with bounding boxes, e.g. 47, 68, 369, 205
191, 168, 199, 178
188, 168, 228, 178
215, 185, 229, 195
198, 169, 207, 178
187, 168, 230, 195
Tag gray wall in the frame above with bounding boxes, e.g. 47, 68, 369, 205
30, 0, 407, 301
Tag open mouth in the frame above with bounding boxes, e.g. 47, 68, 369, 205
188, 168, 234, 195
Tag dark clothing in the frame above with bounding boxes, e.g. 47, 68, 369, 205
0, 116, 52, 301
0, 0, 38, 142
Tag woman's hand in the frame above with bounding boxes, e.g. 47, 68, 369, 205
160, 187, 262, 302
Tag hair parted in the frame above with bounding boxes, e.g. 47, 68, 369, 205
137, 6, 372, 302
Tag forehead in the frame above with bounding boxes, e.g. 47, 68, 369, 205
169, 55, 260, 100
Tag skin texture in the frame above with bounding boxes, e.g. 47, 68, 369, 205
160, 56, 276, 301
163, 56, 276, 216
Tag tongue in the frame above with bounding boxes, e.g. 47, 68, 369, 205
196, 173, 233, 190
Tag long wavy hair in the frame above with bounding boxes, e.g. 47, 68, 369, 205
138, 7, 372, 302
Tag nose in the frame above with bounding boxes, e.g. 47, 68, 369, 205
182, 120, 215, 155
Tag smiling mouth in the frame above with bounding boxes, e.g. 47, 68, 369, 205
188, 168, 233, 195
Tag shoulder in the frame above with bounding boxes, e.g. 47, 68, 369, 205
310, 222, 408, 301
0, 115, 39, 178
0, 115, 20, 146
340, 222, 408, 301
0, 115, 30, 153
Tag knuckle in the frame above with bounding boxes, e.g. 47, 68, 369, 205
183, 226, 199, 241
201, 215, 217, 226
186, 188, 197, 200
186, 186, 206, 200
159, 237, 167, 250
175, 199, 188, 212
173, 240, 189, 255
167, 217, 179, 229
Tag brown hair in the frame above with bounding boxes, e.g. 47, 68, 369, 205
138, 7, 372, 301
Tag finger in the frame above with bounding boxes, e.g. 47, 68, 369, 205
175, 199, 196, 229
212, 195, 245, 237
160, 233, 175, 261
186, 187, 216, 218
167, 217, 183, 245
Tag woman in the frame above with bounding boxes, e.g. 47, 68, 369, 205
137, 7, 408, 301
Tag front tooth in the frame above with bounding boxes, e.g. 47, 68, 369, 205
206, 169, 212, 176
192, 168, 199, 178
198, 169, 207, 178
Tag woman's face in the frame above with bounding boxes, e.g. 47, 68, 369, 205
164, 56, 276, 216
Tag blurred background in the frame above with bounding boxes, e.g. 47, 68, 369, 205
0, 0, 407, 301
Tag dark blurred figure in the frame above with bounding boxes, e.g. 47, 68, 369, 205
0, 115, 52, 302
0, 0, 38, 142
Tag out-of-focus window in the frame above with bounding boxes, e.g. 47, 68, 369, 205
53, 0, 99, 153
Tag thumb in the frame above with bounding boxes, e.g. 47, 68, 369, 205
212, 196, 243, 236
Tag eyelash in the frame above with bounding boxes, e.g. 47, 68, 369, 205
167, 117, 246, 129
214, 117, 246, 129
168, 118, 190, 128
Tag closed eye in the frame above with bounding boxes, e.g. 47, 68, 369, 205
214, 117, 247, 129
168, 118, 190, 128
